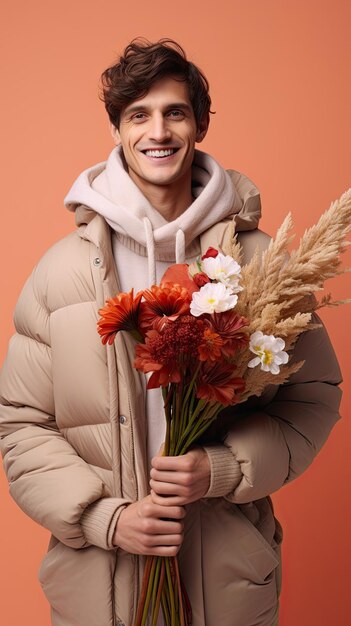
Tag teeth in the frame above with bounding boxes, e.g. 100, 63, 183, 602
145, 149, 175, 158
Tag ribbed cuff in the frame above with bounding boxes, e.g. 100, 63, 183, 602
202, 444, 242, 498
80, 497, 131, 550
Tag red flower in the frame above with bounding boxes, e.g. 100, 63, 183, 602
193, 272, 211, 288
208, 311, 249, 357
139, 283, 191, 332
201, 247, 219, 260
97, 289, 143, 345
196, 362, 245, 405
198, 329, 224, 362
134, 316, 205, 388
134, 330, 182, 388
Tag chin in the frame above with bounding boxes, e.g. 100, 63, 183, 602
144, 169, 183, 185
153, 174, 184, 186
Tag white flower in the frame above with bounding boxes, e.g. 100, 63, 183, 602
248, 331, 289, 374
190, 282, 238, 317
202, 253, 243, 292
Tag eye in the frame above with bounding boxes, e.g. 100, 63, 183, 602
132, 112, 147, 122
168, 109, 185, 119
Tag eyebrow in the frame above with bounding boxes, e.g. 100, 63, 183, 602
123, 102, 193, 116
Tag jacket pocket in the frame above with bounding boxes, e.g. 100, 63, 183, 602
234, 500, 281, 583
182, 499, 281, 626
38, 538, 117, 626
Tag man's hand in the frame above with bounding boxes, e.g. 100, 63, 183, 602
150, 446, 211, 506
112, 495, 185, 556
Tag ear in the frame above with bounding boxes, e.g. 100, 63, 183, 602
195, 115, 209, 143
109, 122, 121, 145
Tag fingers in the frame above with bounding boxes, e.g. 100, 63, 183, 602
140, 517, 184, 536
139, 503, 185, 556
149, 460, 196, 497
113, 496, 186, 557
146, 545, 182, 557
150, 489, 186, 507
150, 448, 211, 505
149, 478, 190, 497
150, 469, 190, 484
151, 454, 190, 471
142, 533, 183, 547
140, 499, 186, 520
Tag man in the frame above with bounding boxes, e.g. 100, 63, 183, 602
0, 39, 342, 626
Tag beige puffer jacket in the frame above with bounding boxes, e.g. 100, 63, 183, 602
0, 206, 342, 626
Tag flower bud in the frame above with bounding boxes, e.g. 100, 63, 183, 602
193, 272, 211, 287
201, 247, 219, 260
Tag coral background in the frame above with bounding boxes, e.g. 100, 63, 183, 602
0, 1, 350, 624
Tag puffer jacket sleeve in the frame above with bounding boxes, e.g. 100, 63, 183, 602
0, 267, 131, 550
203, 313, 342, 502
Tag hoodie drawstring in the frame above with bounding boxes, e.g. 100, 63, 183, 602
175, 229, 185, 264
143, 217, 156, 286
143, 217, 186, 287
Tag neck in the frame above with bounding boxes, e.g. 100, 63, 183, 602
128, 169, 193, 221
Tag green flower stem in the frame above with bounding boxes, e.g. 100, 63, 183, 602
187, 392, 196, 426
162, 567, 172, 624
151, 556, 162, 620
181, 364, 201, 409
178, 364, 201, 433
161, 591, 171, 626
141, 556, 157, 625
195, 399, 220, 421
173, 384, 183, 456
170, 557, 179, 616
151, 558, 165, 626
169, 558, 179, 617
134, 556, 153, 626
178, 411, 222, 455
165, 558, 176, 625
178, 394, 187, 448
163, 386, 171, 456
173, 557, 185, 626
169, 391, 177, 456
183, 399, 221, 444
173, 398, 206, 453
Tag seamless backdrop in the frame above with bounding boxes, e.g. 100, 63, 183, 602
0, 1, 350, 625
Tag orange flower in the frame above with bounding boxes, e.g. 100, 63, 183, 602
97, 289, 143, 345
198, 329, 224, 362
208, 311, 249, 357
196, 362, 245, 405
139, 283, 191, 332
160, 264, 199, 294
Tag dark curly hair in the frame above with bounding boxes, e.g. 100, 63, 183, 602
100, 38, 212, 129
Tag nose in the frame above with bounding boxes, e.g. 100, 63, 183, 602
148, 112, 171, 142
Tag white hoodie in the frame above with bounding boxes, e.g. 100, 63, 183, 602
64, 144, 262, 469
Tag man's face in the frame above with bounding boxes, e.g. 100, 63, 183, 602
111, 77, 208, 192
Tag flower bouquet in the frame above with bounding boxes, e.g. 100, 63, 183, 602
97, 189, 351, 626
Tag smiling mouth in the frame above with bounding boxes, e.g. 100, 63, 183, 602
142, 148, 179, 158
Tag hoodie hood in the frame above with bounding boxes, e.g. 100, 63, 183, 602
64, 145, 261, 280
